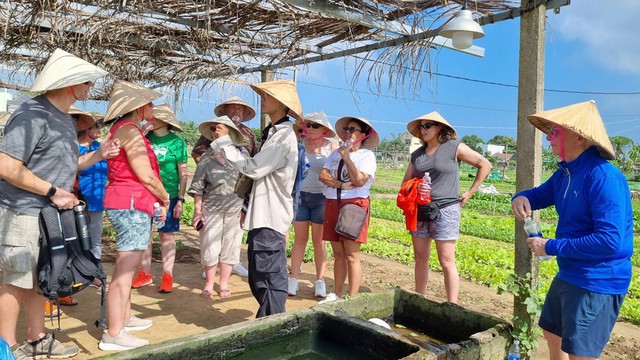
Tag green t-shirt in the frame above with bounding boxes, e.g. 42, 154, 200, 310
148, 132, 188, 198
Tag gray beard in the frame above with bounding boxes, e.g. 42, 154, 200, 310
230, 115, 242, 124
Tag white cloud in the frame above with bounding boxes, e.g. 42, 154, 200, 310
553, 0, 640, 75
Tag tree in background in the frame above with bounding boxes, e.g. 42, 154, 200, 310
610, 136, 634, 174
461, 134, 484, 153
488, 135, 517, 154
178, 120, 200, 147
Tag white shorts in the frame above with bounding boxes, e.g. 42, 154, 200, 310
199, 208, 243, 266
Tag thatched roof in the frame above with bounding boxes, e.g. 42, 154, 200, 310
0, 1, 521, 97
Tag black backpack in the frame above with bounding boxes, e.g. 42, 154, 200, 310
37, 204, 107, 329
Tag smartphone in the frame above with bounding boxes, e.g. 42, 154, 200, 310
195, 220, 204, 231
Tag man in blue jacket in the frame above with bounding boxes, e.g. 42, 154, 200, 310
512, 100, 634, 360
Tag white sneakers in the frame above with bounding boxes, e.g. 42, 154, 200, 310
288, 277, 298, 296
318, 292, 339, 304
232, 263, 249, 277
99, 329, 149, 351
125, 315, 153, 332
314, 279, 327, 298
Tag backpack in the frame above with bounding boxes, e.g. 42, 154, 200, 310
37, 204, 107, 329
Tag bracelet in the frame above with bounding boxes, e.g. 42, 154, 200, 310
177, 197, 185, 203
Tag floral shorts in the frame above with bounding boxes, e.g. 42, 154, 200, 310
106, 209, 152, 251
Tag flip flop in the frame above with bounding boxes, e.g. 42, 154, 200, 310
200, 289, 213, 298
59, 296, 79, 306
219, 289, 231, 299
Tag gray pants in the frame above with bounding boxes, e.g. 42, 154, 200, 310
247, 228, 287, 318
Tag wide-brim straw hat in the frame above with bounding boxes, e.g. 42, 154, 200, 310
153, 103, 182, 131
31, 49, 108, 92
249, 80, 303, 121
69, 106, 100, 131
198, 115, 244, 144
298, 111, 336, 138
528, 100, 614, 160
335, 116, 380, 150
214, 96, 256, 122
407, 111, 457, 139
104, 80, 163, 123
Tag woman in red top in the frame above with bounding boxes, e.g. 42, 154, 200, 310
99, 81, 169, 352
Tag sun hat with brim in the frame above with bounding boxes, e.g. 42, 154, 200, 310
214, 96, 256, 122
153, 103, 183, 131
198, 116, 244, 144
335, 116, 380, 150
69, 106, 99, 131
103, 80, 163, 123
407, 111, 457, 139
30, 49, 108, 92
249, 80, 303, 121
301, 111, 337, 138
528, 100, 615, 160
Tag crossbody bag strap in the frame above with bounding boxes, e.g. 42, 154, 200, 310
336, 159, 344, 206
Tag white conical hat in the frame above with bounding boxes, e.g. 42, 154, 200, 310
104, 81, 163, 123
198, 116, 244, 144
335, 116, 380, 150
153, 103, 183, 131
214, 96, 256, 122
528, 100, 614, 160
30, 49, 108, 92
406, 111, 457, 138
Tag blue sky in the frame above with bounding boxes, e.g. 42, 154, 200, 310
4, 0, 639, 144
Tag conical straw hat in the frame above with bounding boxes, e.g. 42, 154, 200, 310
249, 80, 303, 121
406, 111, 457, 139
528, 100, 614, 160
335, 116, 380, 150
152, 103, 182, 131
298, 111, 336, 138
214, 96, 256, 122
104, 81, 163, 123
69, 106, 100, 131
31, 49, 108, 92
198, 116, 244, 144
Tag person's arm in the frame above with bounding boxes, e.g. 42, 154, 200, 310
0, 152, 78, 209
78, 133, 120, 170
192, 194, 205, 229
456, 143, 492, 206
401, 161, 416, 185
319, 167, 344, 189
173, 162, 188, 219
191, 135, 210, 164
116, 124, 169, 206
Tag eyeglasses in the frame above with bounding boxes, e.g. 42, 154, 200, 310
343, 126, 362, 133
419, 123, 438, 130
83, 81, 93, 86
306, 123, 321, 129
549, 126, 562, 136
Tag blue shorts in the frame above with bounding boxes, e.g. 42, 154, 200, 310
106, 209, 152, 251
539, 277, 625, 358
295, 192, 326, 224
409, 203, 460, 240
159, 197, 181, 233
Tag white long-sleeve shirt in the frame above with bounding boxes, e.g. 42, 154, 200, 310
210, 121, 298, 235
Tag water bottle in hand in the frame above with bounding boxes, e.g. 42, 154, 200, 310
417, 172, 432, 205
524, 217, 551, 261
153, 202, 165, 230
507, 339, 521, 360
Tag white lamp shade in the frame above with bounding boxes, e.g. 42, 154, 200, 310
440, 9, 485, 49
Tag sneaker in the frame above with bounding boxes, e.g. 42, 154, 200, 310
99, 329, 149, 351
125, 315, 153, 332
318, 292, 339, 304
159, 273, 173, 293
201, 270, 206, 279
232, 263, 249, 277
314, 279, 327, 298
288, 277, 298, 296
13, 333, 78, 359
132, 270, 152, 289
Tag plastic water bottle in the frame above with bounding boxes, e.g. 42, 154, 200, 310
153, 202, 165, 229
524, 217, 551, 261
342, 139, 354, 149
418, 172, 432, 205
507, 339, 521, 360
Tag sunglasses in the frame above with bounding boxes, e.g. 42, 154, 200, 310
549, 126, 563, 136
306, 123, 321, 129
343, 126, 362, 133
419, 122, 438, 130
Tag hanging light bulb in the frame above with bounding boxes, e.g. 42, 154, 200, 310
439, 1, 485, 49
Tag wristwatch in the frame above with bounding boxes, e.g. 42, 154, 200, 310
177, 197, 186, 203
46, 185, 57, 198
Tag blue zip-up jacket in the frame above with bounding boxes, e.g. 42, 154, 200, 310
514, 146, 633, 295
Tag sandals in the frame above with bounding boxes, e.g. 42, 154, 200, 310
218, 289, 232, 299
59, 296, 79, 306
200, 289, 213, 298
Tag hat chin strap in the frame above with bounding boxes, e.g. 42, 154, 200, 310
351, 130, 377, 148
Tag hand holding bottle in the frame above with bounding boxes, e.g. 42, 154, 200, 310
524, 217, 552, 261
417, 172, 432, 205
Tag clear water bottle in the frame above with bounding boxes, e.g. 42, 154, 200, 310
507, 339, 521, 360
418, 172, 432, 205
524, 217, 551, 261
153, 202, 165, 230
342, 139, 354, 149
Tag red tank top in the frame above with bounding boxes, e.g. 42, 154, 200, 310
103, 120, 162, 216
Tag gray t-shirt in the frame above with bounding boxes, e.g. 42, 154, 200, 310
0, 95, 78, 216
410, 139, 460, 206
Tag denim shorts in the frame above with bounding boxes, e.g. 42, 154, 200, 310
539, 277, 625, 358
295, 192, 326, 224
409, 203, 460, 240
159, 197, 181, 233
106, 209, 152, 251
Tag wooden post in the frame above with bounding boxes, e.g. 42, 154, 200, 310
515, 0, 546, 354
259, 70, 274, 130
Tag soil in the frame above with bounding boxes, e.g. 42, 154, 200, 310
21, 227, 640, 359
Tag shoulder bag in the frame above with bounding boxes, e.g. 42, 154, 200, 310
334, 160, 368, 239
